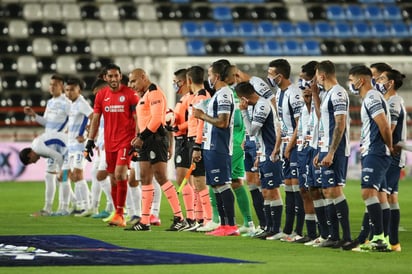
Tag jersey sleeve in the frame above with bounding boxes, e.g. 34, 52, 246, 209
251, 100, 270, 135
147, 90, 166, 133
289, 88, 304, 118
331, 88, 349, 115
93, 89, 103, 114
389, 97, 401, 125
365, 91, 385, 119
250, 76, 274, 100
216, 88, 233, 115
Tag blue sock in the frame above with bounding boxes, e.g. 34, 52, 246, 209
294, 191, 305, 236
220, 188, 236, 226
264, 202, 273, 232
214, 192, 226, 225
270, 199, 283, 234
283, 190, 295, 234
365, 197, 383, 236
390, 207, 400, 245
326, 201, 340, 241
357, 211, 370, 243
381, 204, 390, 237
334, 196, 352, 241
305, 214, 318, 239
250, 189, 266, 228
314, 199, 329, 239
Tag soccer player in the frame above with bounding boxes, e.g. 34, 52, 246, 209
65, 78, 94, 217
185, 66, 215, 232
128, 68, 186, 231
85, 64, 139, 227
193, 61, 237, 236
370, 63, 392, 87
235, 82, 284, 240
267, 59, 304, 241
24, 74, 71, 216
313, 60, 353, 248
347, 65, 393, 251
374, 69, 407, 252
166, 68, 198, 230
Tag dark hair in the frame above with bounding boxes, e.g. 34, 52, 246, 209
268, 59, 291, 79
19, 147, 32, 165
91, 78, 107, 91
234, 81, 255, 97
187, 66, 204, 85
348, 65, 372, 77
316, 60, 335, 75
121, 74, 129, 85
301, 61, 318, 78
370, 62, 392, 74
103, 63, 121, 75
51, 74, 64, 83
385, 69, 406, 90
174, 68, 188, 80
214, 59, 231, 67
211, 60, 229, 80
66, 77, 85, 90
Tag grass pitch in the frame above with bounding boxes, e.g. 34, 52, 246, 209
0, 179, 411, 274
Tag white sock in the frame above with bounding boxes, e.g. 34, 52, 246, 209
75, 180, 90, 210
44, 173, 56, 212
100, 177, 113, 212
126, 186, 136, 216
59, 181, 71, 212
90, 169, 102, 211
151, 179, 161, 217
130, 185, 142, 217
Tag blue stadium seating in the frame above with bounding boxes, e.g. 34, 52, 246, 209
238, 22, 258, 37
302, 40, 321, 56
186, 40, 206, 55
244, 40, 264, 56
263, 40, 282, 56
314, 21, 334, 38
257, 21, 277, 36
346, 5, 364, 21
370, 22, 391, 38
277, 21, 296, 37
283, 40, 301, 56
212, 6, 232, 21
181, 21, 200, 37
326, 5, 346, 21
390, 22, 410, 38
364, 5, 384, 21
352, 22, 371, 38
219, 21, 238, 37
333, 22, 352, 38
295, 22, 314, 37
382, 5, 402, 21
201, 21, 220, 37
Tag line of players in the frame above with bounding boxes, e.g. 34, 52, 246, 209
19, 59, 406, 252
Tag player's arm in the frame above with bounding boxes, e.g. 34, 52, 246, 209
87, 113, 101, 140
329, 113, 346, 155
140, 90, 164, 139
374, 112, 393, 153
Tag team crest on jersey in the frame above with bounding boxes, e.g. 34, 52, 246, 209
119, 96, 125, 102
150, 151, 156, 159
337, 91, 342, 97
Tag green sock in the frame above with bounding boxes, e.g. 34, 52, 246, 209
233, 185, 253, 226
208, 186, 219, 223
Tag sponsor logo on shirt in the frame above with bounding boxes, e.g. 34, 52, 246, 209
104, 105, 125, 113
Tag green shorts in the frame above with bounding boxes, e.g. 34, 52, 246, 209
231, 144, 245, 180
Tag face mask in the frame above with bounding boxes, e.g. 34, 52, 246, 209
375, 82, 388, 95
208, 77, 216, 89
172, 82, 180, 93
348, 79, 361, 95
267, 74, 280, 88
317, 83, 324, 92
371, 78, 376, 87
298, 79, 312, 90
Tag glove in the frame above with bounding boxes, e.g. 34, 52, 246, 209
128, 147, 139, 162
165, 125, 179, 132
83, 139, 95, 162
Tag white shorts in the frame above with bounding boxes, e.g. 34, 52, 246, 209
131, 161, 140, 181
68, 151, 86, 170
46, 155, 69, 173
93, 150, 107, 171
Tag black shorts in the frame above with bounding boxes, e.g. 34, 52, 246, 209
137, 133, 169, 164
186, 138, 205, 177
174, 136, 191, 168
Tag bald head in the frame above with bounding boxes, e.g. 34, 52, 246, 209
128, 68, 151, 96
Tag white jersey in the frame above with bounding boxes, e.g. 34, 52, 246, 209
307, 101, 320, 149
202, 86, 234, 155
297, 103, 311, 151
96, 116, 105, 150
67, 95, 93, 153
36, 94, 71, 133
319, 84, 350, 156
276, 83, 304, 141
387, 94, 407, 167
249, 76, 274, 101
360, 89, 391, 157
31, 132, 68, 168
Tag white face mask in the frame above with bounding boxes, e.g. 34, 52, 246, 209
348, 79, 361, 95
208, 77, 217, 89
316, 83, 324, 92
172, 82, 180, 93
298, 79, 312, 90
375, 82, 389, 95
267, 74, 280, 88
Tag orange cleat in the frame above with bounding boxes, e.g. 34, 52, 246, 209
150, 214, 161, 226
108, 214, 126, 227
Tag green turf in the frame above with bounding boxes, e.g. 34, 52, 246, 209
0, 179, 411, 274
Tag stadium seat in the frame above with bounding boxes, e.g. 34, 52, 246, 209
36, 57, 57, 73
67, 21, 86, 38
168, 38, 188, 56
224, 41, 244, 55
129, 39, 149, 56
193, 6, 212, 20
148, 39, 168, 56
86, 21, 106, 38
1, 75, 18, 90
32, 38, 53, 56
118, 4, 138, 20
397, 40, 412, 55
263, 40, 282, 56
320, 40, 339, 55
288, 5, 309, 21
138, 4, 157, 20
220, 22, 238, 37
90, 39, 110, 56
56, 56, 76, 74
161, 21, 181, 38
95, 57, 113, 71
205, 39, 223, 55
43, 3, 62, 21
156, 5, 174, 20
390, 22, 410, 38
62, 4, 81, 20
105, 21, 125, 38
238, 22, 258, 37
28, 21, 47, 36
250, 7, 269, 20
110, 39, 129, 55
114, 56, 135, 72
277, 21, 296, 37
143, 21, 163, 37
80, 4, 100, 19
302, 40, 321, 56
200, 21, 220, 37
186, 40, 206, 55
376, 40, 396, 55
244, 40, 264, 56
71, 40, 90, 54
48, 22, 67, 36
174, 5, 194, 20
357, 40, 378, 55
8, 20, 28, 38
2, 3, 23, 19
0, 21, 8, 35
307, 6, 326, 20
326, 5, 346, 21
10, 40, 32, 54
213, 6, 232, 21
314, 21, 333, 38
0, 57, 17, 72
267, 7, 289, 20
258, 21, 276, 36
370, 22, 391, 38
352, 22, 371, 38
337, 40, 357, 55
382, 5, 402, 21
52, 39, 72, 54
346, 5, 364, 21
333, 22, 352, 38
124, 21, 143, 38
181, 21, 200, 37
23, 3, 43, 21
283, 40, 302, 56
295, 22, 314, 37
100, 4, 119, 20
231, 6, 251, 20
75, 57, 96, 72
364, 5, 383, 21
402, 6, 412, 21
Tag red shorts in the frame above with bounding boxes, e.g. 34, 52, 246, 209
105, 147, 132, 173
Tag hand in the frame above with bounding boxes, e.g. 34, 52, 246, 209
193, 108, 205, 120
313, 153, 320, 168
128, 147, 139, 161
24, 106, 35, 116
192, 150, 202, 162
84, 139, 95, 162
131, 136, 143, 149
165, 125, 178, 132
239, 97, 248, 110
320, 152, 334, 167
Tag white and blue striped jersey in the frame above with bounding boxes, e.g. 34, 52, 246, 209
275, 84, 304, 140
360, 89, 391, 157
297, 103, 310, 151
202, 86, 234, 155
67, 95, 93, 153
387, 94, 407, 167
242, 97, 277, 159
36, 94, 71, 133
32, 132, 68, 168
249, 76, 274, 101
319, 85, 350, 156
